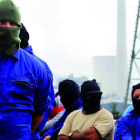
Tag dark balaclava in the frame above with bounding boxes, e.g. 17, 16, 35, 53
0, 0, 21, 56
81, 79, 102, 114
57, 79, 80, 110
132, 83, 140, 114
19, 23, 29, 49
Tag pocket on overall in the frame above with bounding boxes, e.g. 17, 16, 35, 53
8, 75, 35, 103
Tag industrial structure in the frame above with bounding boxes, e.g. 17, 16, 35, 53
124, 0, 140, 109
93, 56, 116, 96
116, 0, 127, 98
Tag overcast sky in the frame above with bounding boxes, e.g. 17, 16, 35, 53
13, 0, 139, 83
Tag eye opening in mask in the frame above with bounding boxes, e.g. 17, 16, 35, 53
133, 95, 140, 100
0, 21, 19, 27
10, 22, 19, 27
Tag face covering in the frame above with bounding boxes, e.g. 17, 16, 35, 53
60, 95, 73, 110
0, 0, 21, 55
132, 99, 140, 114
0, 27, 21, 55
81, 94, 101, 114
60, 89, 80, 110
131, 83, 140, 114
19, 23, 29, 49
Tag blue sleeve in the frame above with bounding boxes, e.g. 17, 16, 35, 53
114, 117, 133, 140
33, 66, 52, 116
34, 82, 55, 134
39, 59, 55, 118
36, 63, 55, 130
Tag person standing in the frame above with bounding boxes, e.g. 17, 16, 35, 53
19, 23, 55, 138
0, 0, 52, 139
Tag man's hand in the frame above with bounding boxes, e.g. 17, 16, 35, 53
71, 128, 100, 140
58, 135, 70, 140
43, 135, 51, 140
31, 115, 43, 132
58, 128, 101, 140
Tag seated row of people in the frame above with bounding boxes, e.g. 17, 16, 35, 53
41, 79, 114, 140
41, 80, 140, 140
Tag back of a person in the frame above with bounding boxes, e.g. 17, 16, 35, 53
19, 23, 55, 138
64, 108, 114, 140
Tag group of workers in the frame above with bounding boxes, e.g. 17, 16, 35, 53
0, 0, 140, 140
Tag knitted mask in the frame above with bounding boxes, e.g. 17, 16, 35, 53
19, 23, 29, 49
57, 79, 80, 110
132, 83, 140, 114
81, 79, 102, 114
0, 0, 21, 55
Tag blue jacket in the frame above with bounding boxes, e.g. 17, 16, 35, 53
0, 48, 51, 140
114, 105, 140, 140
23, 46, 55, 137
42, 98, 83, 140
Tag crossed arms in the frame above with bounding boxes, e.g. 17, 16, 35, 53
58, 128, 101, 140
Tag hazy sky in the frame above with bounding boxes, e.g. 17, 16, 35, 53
13, 0, 139, 82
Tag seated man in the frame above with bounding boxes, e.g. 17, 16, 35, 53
58, 79, 114, 140
42, 79, 83, 140
114, 83, 140, 140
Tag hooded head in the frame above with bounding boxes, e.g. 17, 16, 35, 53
0, 0, 21, 55
19, 23, 29, 49
56, 79, 80, 110
132, 83, 140, 113
81, 79, 102, 114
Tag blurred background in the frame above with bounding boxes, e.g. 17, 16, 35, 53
13, 0, 140, 117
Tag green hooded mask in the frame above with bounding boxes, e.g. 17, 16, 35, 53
0, 0, 21, 56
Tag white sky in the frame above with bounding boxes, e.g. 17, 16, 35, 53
13, 0, 139, 82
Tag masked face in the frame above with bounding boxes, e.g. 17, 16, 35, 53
0, 0, 21, 55
60, 94, 73, 110
132, 89, 140, 113
59, 89, 80, 110
0, 26, 21, 55
81, 94, 101, 114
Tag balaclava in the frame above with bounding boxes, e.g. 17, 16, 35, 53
81, 79, 102, 114
132, 83, 140, 114
19, 23, 29, 49
57, 79, 80, 110
0, 0, 21, 56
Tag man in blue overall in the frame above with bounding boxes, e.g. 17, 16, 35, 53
19, 23, 55, 138
114, 83, 140, 140
0, 0, 53, 139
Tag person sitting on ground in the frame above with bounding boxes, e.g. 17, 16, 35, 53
58, 79, 114, 140
42, 79, 83, 140
114, 83, 140, 140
